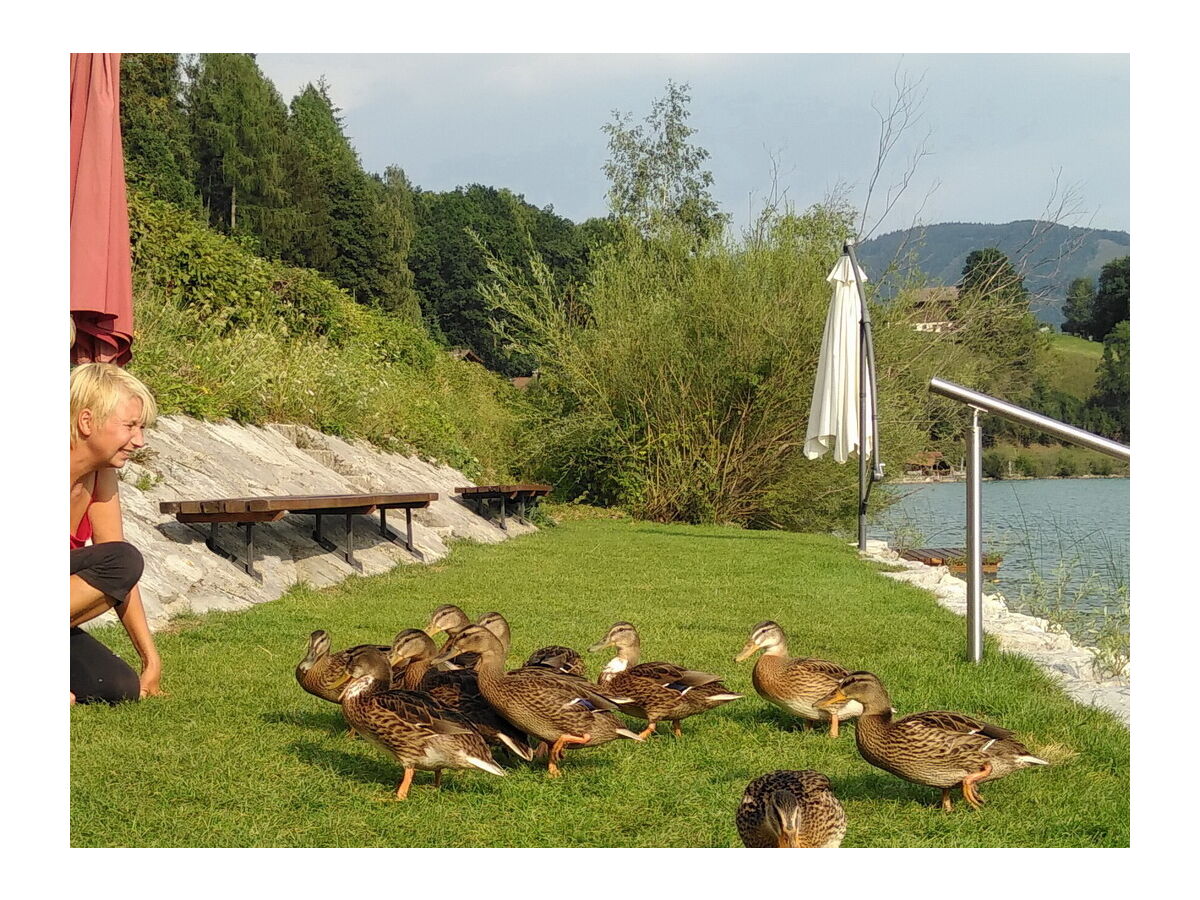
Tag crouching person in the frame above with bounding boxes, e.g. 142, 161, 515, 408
69, 363, 162, 704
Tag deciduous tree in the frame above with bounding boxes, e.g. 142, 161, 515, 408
602, 80, 727, 245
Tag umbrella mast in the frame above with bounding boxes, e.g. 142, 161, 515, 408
843, 239, 884, 550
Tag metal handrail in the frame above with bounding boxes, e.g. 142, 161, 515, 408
926, 377, 1130, 663
930, 378, 1129, 460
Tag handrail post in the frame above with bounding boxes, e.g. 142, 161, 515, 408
966, 407, 984, 663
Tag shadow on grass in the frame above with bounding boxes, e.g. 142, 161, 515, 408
289, 741, 519, 799
830, 768, 947, 808
261, 708, 347, 736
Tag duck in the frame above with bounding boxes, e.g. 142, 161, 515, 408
424, 604, 473, 669
295, 629, 392, 704
340, 646, 506, 799
389, 628, 534, 761
735, 621, 862, 737
429, 625, 643, 777
817, 671, 1049, 810
735, 770, 847, 848
588, 621, 743, 738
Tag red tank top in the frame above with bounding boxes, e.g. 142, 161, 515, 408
71, 482, 95, 549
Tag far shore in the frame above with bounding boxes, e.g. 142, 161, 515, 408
890, 473, 1129, 485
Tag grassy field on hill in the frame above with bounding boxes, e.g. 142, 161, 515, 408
70, 519, 1128, 848
1046, 332, 1103, 398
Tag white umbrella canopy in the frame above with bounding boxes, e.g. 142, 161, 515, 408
804, 254, 874, 463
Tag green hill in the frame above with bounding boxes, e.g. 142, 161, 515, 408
1045, 332, 1103, 399
857, 221, 1129, 326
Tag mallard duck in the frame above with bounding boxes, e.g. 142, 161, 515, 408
424, 604, 473, 669
589, 621, 743, 738
735, 621, 861, 737
340, 646, 506, 799
389, 628, 534, 761
295, 629, 391, 703
736, 770, 847, 848
429, 625, 643, 777
817, 671, 1048, 810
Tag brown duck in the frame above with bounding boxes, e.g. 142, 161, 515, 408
340, 647, 506, 799
389, 628, 534, 761
429, 625, 643, 777
735, 770, 847, 848
817, 671, 1049, 810
589, 621, 743, 738
735, 621, 862, 736
296, 629, 391, 703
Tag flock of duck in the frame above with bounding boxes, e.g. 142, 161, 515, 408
296, 606, 1049, 848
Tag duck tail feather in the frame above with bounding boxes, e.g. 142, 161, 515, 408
465, 755, 506, 776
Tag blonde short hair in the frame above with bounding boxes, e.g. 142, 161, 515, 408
70, 363, 158, 446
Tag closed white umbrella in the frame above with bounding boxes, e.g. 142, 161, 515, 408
804, 247, 883, 550
804, 254, 873, 463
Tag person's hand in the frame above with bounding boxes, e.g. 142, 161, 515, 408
139, 654, 164, 699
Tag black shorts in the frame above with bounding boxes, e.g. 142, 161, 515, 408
70, 541, 143, 606
70, 627, 140, 704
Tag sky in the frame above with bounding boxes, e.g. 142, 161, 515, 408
256, 53, 1129, 237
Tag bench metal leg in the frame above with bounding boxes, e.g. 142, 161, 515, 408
518, 496, 526, 523
313, 513, 363, 572
344, 513, 358, 571
201, 521, 262, 583
499, 496, 508, 531
379, 508, 424, 561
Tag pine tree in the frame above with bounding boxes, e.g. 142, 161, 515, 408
184, 53, 290, 242
119, 53, 199, 210
1061, 277, 1096, 339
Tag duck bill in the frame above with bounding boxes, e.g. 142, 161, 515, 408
587, 640, 610, 653
816, 689, 848, 710
734, 642, 759, 663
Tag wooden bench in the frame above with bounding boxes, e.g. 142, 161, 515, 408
454, 484, 552, 530
159, 492, 437, 582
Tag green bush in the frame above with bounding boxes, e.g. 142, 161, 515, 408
1054, 452, 1080, 477
127, 190, 520, 481
983, 450, 1007, 479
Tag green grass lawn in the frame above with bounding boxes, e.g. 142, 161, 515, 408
1047, 332, 1103, 398
70, 519, 1129, 847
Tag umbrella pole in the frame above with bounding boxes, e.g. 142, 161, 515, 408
845, 241, 883, 551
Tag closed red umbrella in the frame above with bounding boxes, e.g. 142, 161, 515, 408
70, 53, 134, 366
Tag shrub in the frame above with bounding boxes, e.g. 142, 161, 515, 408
1054, 452, 1080, 477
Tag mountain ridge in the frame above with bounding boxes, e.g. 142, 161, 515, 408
856, 220, 1130, 326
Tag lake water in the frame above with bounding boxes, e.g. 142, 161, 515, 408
868, 478, 1129, 633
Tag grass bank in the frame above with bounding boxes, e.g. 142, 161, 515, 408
70, 519, 1128, 847
1046, 333, 1103, 398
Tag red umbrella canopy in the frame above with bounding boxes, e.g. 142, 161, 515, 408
70, 53, 133, 366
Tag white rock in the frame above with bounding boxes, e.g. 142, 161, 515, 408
862, 540, 1128, 725
84, 415, 540, 631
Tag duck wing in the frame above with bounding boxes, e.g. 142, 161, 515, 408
901, 710, 1016, 741
790, 657, 851, 680
629, 661, 725, 693
367, 689, 477, 736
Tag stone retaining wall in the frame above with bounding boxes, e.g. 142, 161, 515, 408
859, 540, 1129, 725
88, 416, 533, 631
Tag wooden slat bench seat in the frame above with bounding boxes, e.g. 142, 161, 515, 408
453, 483, 552, 531
160, 492, 437, 582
